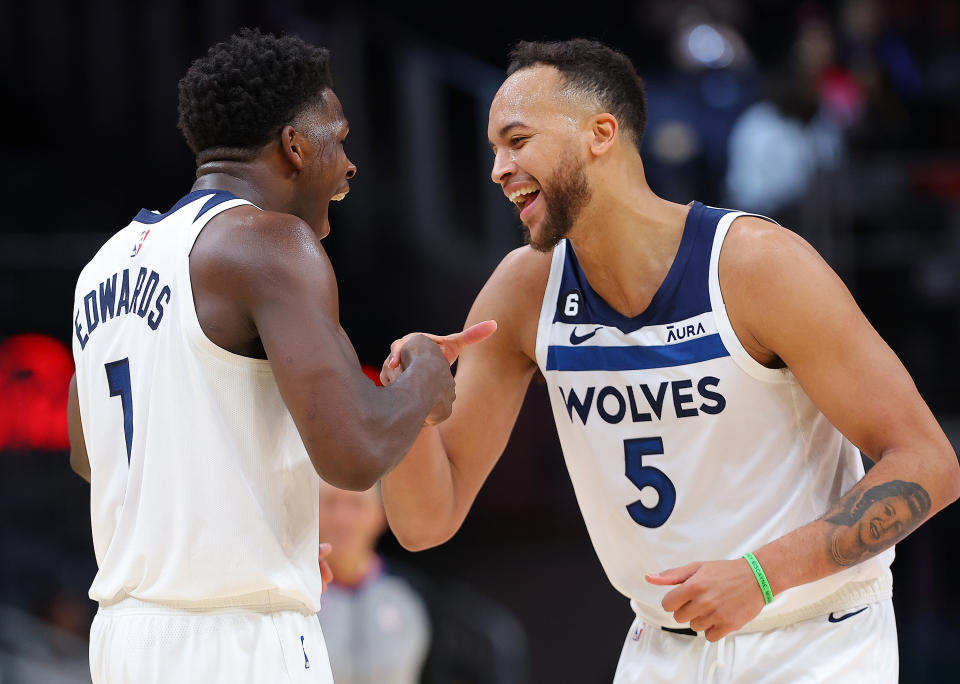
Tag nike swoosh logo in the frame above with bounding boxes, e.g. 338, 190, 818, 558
828, 606, 869, 623
569, 326, 603, 345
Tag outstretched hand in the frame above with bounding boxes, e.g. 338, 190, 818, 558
380, 320, 498, 386
645, 558, 766, 641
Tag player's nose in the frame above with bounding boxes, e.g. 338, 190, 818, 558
490, 148, 516, 185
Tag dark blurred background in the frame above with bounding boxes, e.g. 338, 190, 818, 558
1, 0, 959, 682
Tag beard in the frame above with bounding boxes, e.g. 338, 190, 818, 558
522, 149, 592, 252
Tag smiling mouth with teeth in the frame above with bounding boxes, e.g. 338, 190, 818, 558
508, 186, 540, 212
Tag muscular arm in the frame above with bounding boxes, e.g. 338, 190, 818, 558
192, 209, 453, 491
381, 247, 548, 550
725, 219, 959, 585
68, 373, 90, 483
654, 217, 960, 639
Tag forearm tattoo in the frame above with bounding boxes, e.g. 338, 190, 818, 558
823, 480, 931, 567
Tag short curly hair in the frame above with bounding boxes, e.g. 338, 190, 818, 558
177, 28, 334, 155
507, 39, 647, 153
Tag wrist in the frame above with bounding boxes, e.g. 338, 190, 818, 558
742, 552, 774, 605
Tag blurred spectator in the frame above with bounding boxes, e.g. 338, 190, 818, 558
315, 476, 530, 684
838, 0, 922, 148
724, 67, 843, 222
840, 0, 922, 98
725, 8, 845, 233
316, 480, 431, 684
796, 6, 865, 129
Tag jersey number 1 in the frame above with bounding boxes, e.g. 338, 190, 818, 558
104, 358, 133, 464
624, 437, 676, 527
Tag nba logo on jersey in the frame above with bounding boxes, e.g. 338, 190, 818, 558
130, 229, 150, 257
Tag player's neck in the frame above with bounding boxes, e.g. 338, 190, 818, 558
192, 159, 287, 213
568, 187, 691, 318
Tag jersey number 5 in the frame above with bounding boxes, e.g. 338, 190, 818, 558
624, 437, 676, 527
104, 358, 133, 464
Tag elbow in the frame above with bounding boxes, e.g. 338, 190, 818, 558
395, 537, 438, 553
307, 440, 392, 492
390, 519, 459, 552
946, 454, 960, 505
315, 458, 381, 492
933, 437, 960, 506
332, 468, 381, 493
393, 531, 445, 553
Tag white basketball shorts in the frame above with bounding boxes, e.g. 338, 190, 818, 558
89, 598, 334, 684
614, 598, 898, 683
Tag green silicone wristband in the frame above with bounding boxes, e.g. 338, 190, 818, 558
743, 552, 774, 605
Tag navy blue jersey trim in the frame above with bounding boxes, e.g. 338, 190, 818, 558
194, 190, 239, 221
551, 201, 728, 333
132, 189, 237, 225
545, 333, 729, 371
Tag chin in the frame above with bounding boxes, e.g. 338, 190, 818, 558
315, 212, 332, 239
523, 221, 562, 253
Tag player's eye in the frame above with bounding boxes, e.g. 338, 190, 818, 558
885, 504, 895, 517
511, 136, 528, 147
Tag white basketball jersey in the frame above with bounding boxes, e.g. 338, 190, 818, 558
535, 202, 893, 631
72, 190, 324, 612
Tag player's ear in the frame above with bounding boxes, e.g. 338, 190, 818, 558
588, 113, 618, 157
281, 125, 306, 172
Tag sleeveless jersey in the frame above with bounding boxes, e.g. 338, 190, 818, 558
535, 202, 893, 632
71, 190, 324, 613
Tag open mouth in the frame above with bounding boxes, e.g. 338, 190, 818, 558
507, 184, 541, 219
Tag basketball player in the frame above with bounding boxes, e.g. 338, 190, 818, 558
66, 29, 479, 683
378, 40, 960, 681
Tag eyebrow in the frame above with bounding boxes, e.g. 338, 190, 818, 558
488, 121, 528, 148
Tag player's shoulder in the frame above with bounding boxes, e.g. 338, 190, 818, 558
720, 212, 846, 345
491, 244, 554, 289
198, 207, 329, 273
192, 207, 335, 306
478, 245, 553, 315
467, 245, 554, 360
214, 206, 322, 255
721, 214, 822, 282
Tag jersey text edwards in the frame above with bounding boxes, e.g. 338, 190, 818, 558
75, 267, 172, 350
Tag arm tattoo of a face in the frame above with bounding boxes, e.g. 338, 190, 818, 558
823, 480, 931, 567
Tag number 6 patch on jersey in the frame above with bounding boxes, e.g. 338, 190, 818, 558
558, 289, 582, 321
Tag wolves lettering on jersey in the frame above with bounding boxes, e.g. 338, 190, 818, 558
535, 201, 894, 631
74, 267, 172, 350
558, 376, 725, 426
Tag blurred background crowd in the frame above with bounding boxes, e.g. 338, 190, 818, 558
1, 0, 958, 681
